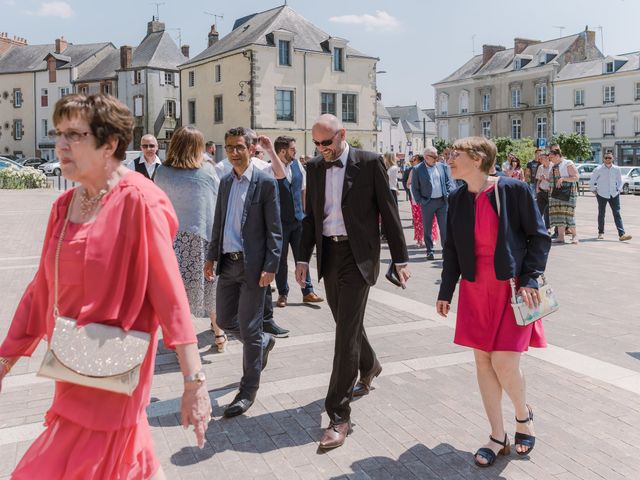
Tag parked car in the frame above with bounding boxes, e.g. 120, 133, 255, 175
0, 157, 24, 169
38, 159, 61, 176
576, 163, 599, 191
15, 157, 48, 168
630, 176, 640, 195
620, 167, 640, 194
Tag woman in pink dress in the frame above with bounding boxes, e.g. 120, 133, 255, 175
407, 155, 425, 247
436, 137, 550, 468
0, 94, 212, 479
506, 155, 525, 181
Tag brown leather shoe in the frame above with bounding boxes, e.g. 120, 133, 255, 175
352, 359, 382, 397
318, 421, 351, 449
302, 292, 324, 303
276, 295, 287, 308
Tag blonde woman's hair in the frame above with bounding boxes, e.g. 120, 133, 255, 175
451, 136, 497, 174
383, 152, 397, 168
164, 126, 205, 169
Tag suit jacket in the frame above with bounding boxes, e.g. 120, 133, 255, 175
410, 161, 455, 206
207, 167, 282, 285
133, 157, 157, 181
300, 146, 408, 286
438, 177, 550, 302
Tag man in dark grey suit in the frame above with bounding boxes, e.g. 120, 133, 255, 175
204, 127, 282, 418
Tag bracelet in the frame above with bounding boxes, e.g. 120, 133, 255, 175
0, 357, 13, 375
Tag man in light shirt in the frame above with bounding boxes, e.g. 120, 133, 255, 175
216, 128, 270, 178
203, 141, 216, 165
132, 134, 161, 181
589, 152, 632, 241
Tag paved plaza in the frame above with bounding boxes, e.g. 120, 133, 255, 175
1, 187, 640, 479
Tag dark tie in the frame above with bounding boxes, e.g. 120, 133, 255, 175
324, 159, 343, 169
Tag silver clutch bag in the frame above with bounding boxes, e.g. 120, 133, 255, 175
37, 190, 151, 396
510, 276, 559, 326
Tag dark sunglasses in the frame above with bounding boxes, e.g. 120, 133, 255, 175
312, 131, 339, 147
141, 144, 156, 149
550, 150, 560, 155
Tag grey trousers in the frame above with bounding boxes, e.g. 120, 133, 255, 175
216, 256, 269, 399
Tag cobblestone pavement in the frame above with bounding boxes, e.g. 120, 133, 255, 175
1, 187, 639, 479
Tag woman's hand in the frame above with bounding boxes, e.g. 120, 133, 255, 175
517, 287, 540, 309
436, 300, 450, 318
555, 178, 563, 188
181, 383, 212, 449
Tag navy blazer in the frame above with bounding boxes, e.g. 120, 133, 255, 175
207, 167, 282, 285
438, 177, 550, 302
410, 161, 455, 206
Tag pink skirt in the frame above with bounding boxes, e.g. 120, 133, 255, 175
12, 412, 159, 480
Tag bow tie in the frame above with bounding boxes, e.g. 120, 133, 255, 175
324, 160, 343, 169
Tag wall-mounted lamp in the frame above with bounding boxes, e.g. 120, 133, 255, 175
238, 80, 251, 102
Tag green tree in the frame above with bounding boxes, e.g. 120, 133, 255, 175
550, 133, 592, 161
347, 136, 363, 149
511, 138, 536, 167
433, 137, 452, 154
493, 137, 515, 164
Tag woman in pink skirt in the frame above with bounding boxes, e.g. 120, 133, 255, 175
436, 137, 550, 468
407, 155, 425, 247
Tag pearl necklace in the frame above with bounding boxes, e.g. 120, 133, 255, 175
79, 187, 107, 217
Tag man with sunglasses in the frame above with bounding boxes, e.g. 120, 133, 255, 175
296, 114, 410, 449
132, 134, 161, 181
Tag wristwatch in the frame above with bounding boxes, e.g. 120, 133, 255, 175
184, 370, 206, 385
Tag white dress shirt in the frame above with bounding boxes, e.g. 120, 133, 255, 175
142, 155, 161, 178
218, 156, 269, 178
264, 158, 306, 190
323, 145, 350, 236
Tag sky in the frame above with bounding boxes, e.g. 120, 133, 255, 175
2, 0, 639, 108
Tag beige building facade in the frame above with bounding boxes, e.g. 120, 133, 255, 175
180, 6, 378, 158
0, 71, 34, 157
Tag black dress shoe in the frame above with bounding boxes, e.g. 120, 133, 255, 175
426, 252, 435, 261
261, 334, 276, 371
224, 394, 254, 418
263, 323, 289, 338
353, 359, 382, 397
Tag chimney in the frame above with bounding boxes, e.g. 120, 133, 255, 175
208, 25, 219, 48
147, 19, 165, 35
55, 36, 68, 54
120, 45, 132, 69
514, 38, 540, 55
181, 44, 190, 58
0, 32, 28, 55
482, 44, 505, 66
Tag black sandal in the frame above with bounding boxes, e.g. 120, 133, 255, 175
474, 433, 510, 467
514, 404, 535, 455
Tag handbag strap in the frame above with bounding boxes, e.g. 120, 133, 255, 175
53, 189, 77, 319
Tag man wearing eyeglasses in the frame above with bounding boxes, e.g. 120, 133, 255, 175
589, 152, 632, 241
296, 114, 410, 449
204, 127, 282, 418
132, 134, 161, 181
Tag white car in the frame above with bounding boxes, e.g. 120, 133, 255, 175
620, 167, 640, 194
38, 159, 61, 176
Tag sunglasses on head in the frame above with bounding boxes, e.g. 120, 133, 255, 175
312, 131, 339, 147
141, 144, 156, 149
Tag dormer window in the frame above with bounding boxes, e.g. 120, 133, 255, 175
513, 55, 532, 70
605, 62, 614, 73
538, 50, 558, 65
333, 47, 344, 72
278, 40, 291, 66
514, 58, 523, 70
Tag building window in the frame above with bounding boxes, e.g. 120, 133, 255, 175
602, 118, 616, 136
321, 92, 336, 115
134, 70, 142, 84
188, 100, 196, 124
481, 120, 491, 138
439, 121, 449, 140
275, 90, 294, 121
78, 84, 88, 95
536, 84, 547, 106
133, 95, 144, 117
100, 83, 111, 95
42, 119, 48, 139
605, 61, 614, 73
188, 71, 195, 87
536, 116, 547, 139
342, 93, 357, 123
59, 86, 70, 97
482, 93, 490, 112
634, 115, 640, 135
214, 65, 221, 83
214, 95, 223, 123
333, 47, 344, 72
574, 89, 584, 106
13, 88, 22, 108
459, 90, 469, 114
165, 100, 176, 118
14, 119, 23, 140
511, 118, 521, 139
278, 40, 291, 66
514, 58, 523, 70
574, 120, 586, 135
603, 85, 615, 104
165, 129, 174, 140
164, 72, 174, 86
635, 82, 640, 101
41, 88, 48, 107
458, 120, 469, 138
439, 93, 449, 115
511, 88, 521, 108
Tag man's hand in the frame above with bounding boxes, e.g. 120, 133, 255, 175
204, 260, 216, 282
257, 135, 274, 151
395, 264, 411, 289
295, 263, 308, 288
259, 271, 275, 287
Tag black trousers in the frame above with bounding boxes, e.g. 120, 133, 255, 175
322, 238, 376, 424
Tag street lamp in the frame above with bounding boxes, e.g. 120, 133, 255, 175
238, 80, 251, 102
